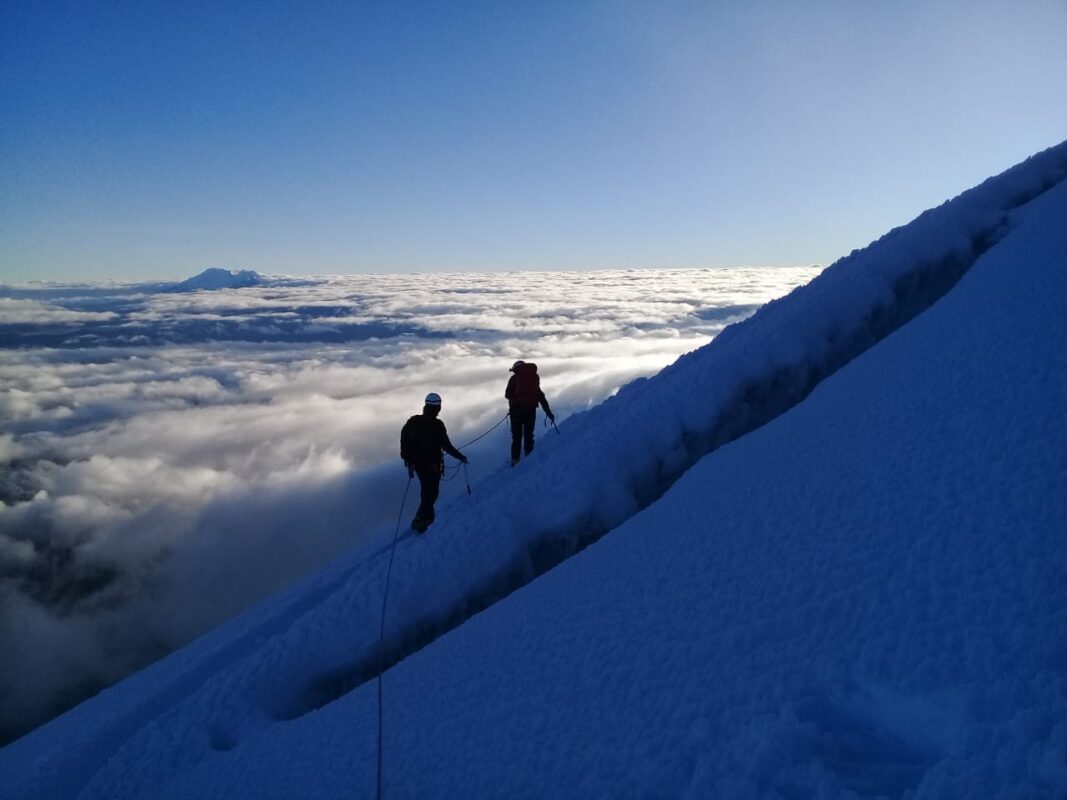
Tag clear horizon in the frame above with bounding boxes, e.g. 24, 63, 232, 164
1, 261, 824, 287
2, 1, 1066, 283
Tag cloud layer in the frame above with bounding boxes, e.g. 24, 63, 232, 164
0, 266, 819, 742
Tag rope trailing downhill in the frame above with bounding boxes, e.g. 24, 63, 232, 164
375, 413, 504, 797
376, 475, 411, 800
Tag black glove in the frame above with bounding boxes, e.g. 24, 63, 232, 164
548, 413, 556, 423
460, 455, 469, 464
404, 461, 414, 478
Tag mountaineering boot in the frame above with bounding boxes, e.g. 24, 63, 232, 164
411, 517, 428, 534
510, 457, 519, 467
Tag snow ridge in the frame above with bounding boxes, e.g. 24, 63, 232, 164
2, 141, 1065, 800
285, 141, 1067, 718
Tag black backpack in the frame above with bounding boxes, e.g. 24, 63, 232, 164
401, 415, 439, 466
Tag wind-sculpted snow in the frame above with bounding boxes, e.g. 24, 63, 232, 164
358, 154, 1067, 798
1, 140, 1065, 799
253, 140, 1067, 725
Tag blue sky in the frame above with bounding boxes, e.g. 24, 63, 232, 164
2, 0, 1065, 281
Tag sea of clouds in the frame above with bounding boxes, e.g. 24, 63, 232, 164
0, 266, 819, 742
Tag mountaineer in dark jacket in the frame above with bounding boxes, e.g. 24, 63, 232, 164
504, 360, 554, 466
400, 392, 467, 533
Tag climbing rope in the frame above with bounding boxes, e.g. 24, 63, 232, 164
441, 413, 509, 482
456, 413, 509, 450
376, 412, 510, 795
376, 475, 411, 800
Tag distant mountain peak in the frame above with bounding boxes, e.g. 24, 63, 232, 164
175, 268, 263, 292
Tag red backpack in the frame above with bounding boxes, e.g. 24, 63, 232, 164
511, 362, 541, 407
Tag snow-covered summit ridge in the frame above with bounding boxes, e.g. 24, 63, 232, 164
1, 140, 1065, 799
312, 167, 1067, 798
269, 139, 1067, 715
173, 268, 263, 291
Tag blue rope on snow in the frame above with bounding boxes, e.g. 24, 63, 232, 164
375, 413, 505, 794
376, 474, 411, 800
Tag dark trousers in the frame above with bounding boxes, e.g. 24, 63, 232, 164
413, 467, 441, 527
510, 407, 536, 461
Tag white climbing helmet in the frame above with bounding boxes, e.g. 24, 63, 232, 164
424, 392, 442, 407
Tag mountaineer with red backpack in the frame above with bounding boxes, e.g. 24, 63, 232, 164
504, 360, 555, 466
400, 392, 468, 533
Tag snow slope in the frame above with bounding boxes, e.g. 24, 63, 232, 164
1, 141, 1064, 798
